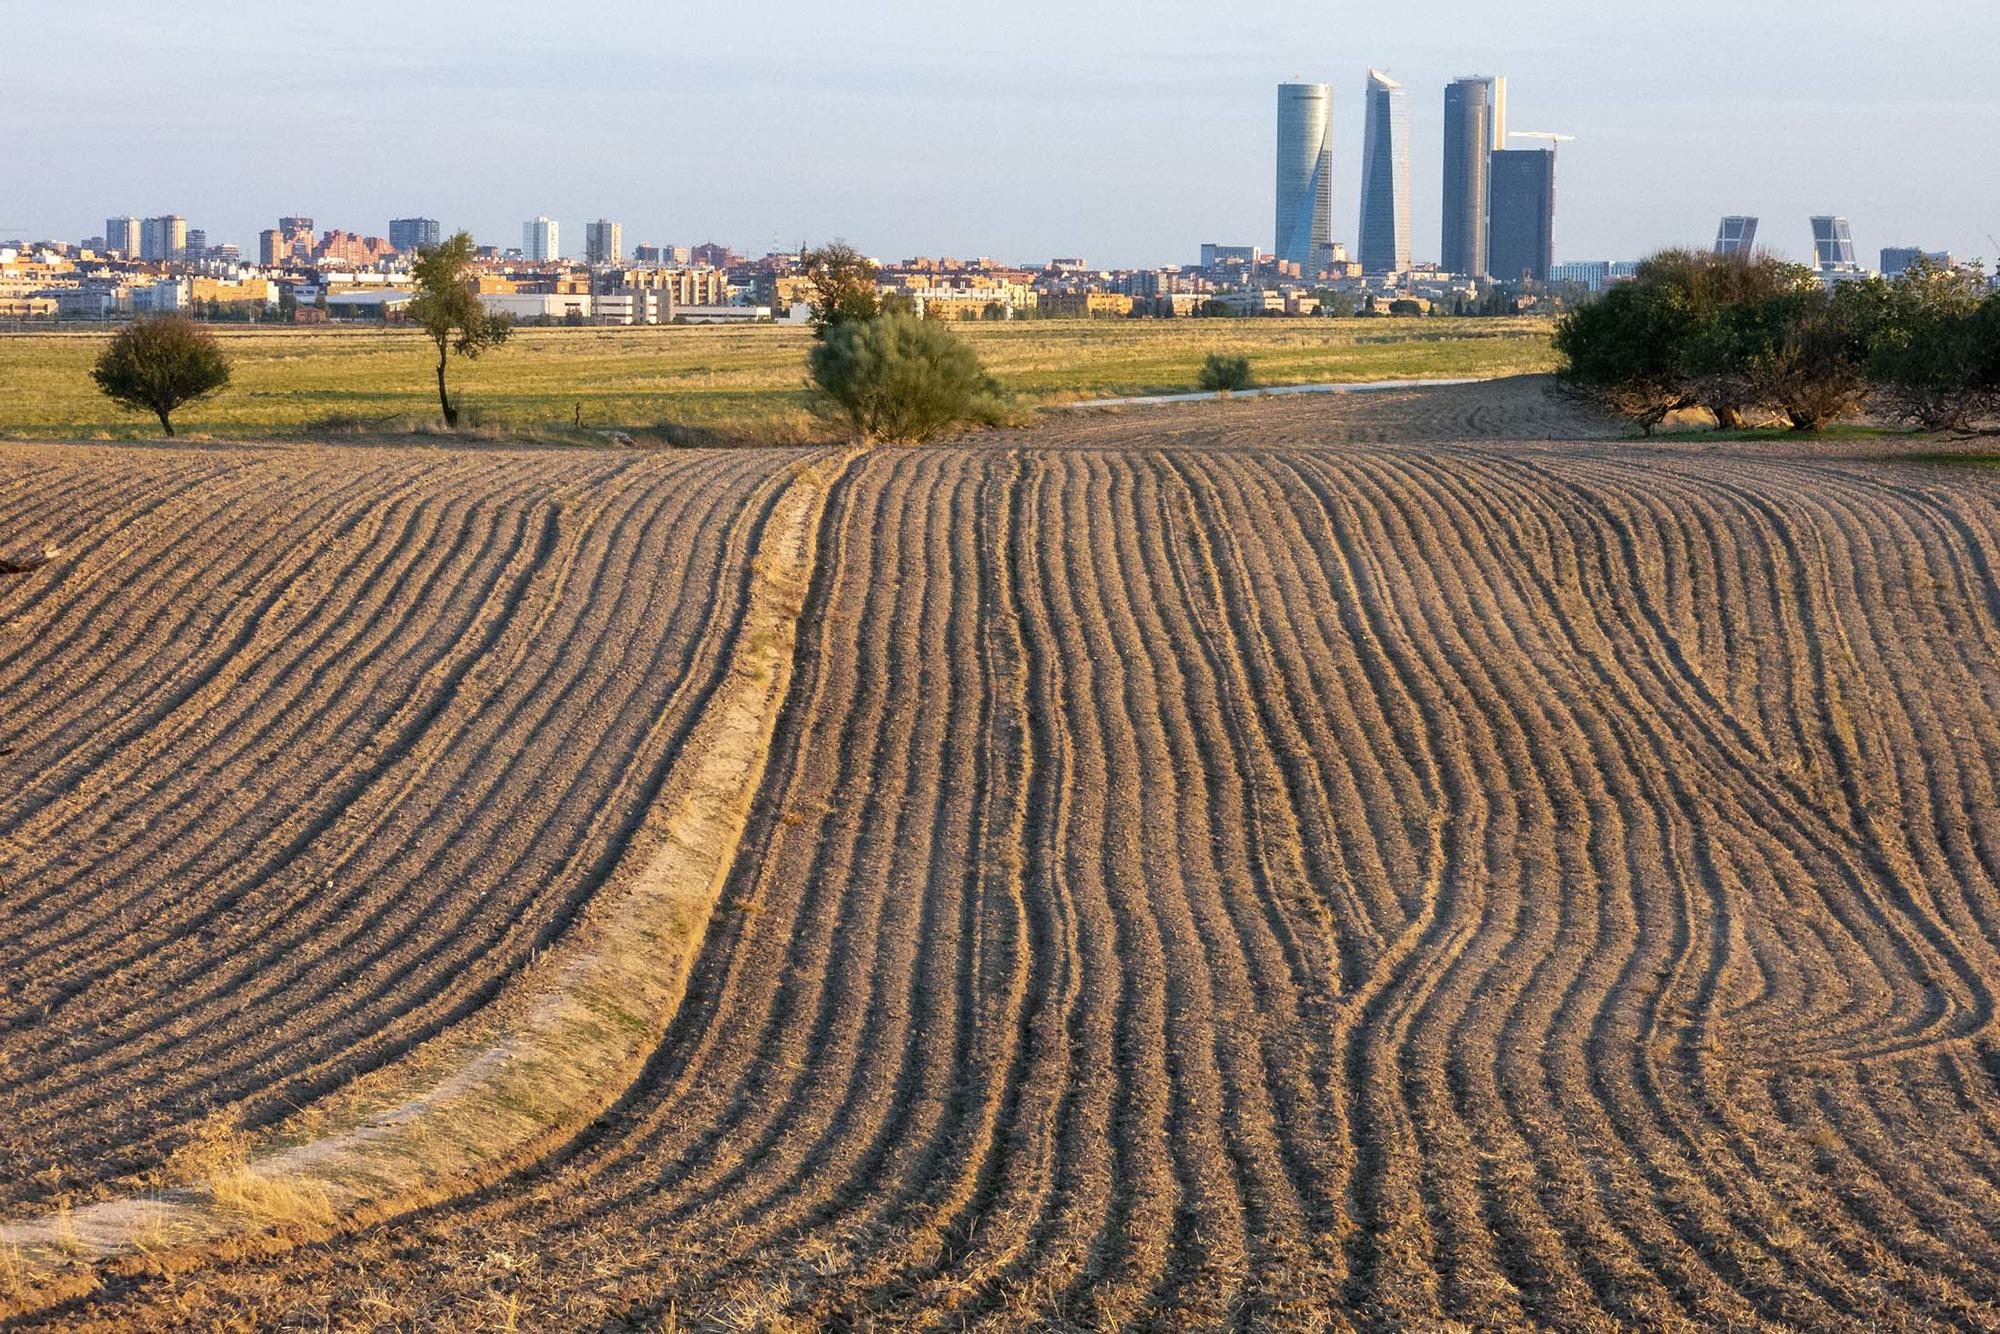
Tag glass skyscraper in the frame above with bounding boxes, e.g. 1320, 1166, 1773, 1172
1811, 216, 1858, 269
1358, 70, 1411, 275
1715, 216, 1759, 257
1490, 149, 1555, 283
1442, 77, 1504, 277
1274, 83, 1333, 275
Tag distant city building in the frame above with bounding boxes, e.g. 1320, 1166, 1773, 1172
1880, 246, 1953, 276
105, 216, 141, 258
1715, 216, 1760, 257
1200, 243, 1259, 270
1357, 70, 1411, 275
1811, 216, 1861, 276
1274, 82, 1334, 276
1489, 149, 1555, 283
389, 217, 441, 252
1442, 76, 1502, 276
316, 229, 397, 266
140, 215, 187, 262
524, 215, 560, 262
634, 243, 663, 264
585, 219, 623, 265
185, 228, 207, 256
690, 242, 737, 268
261, 216, 317, 267
1548, 260, 1638, 293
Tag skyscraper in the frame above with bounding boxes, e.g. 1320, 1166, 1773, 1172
1811, 216, 1858, 270
105, 216, 141, 258
1442, 77, 1501, 276
1715, 216, 1760, 257
524, 215, 560, 262
585, 219, 623, 265
1489, 149, 1555, 283
140, 215, 187, 262
390, 217, 441, 252
1274, 82, 1333, 275
1357, 70, 1410, 275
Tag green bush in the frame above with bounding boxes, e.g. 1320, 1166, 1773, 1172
89, 314, 231, 436
1867, 260, 2000, 432
807, 314, 1004, 443
1197, 353, 1254, 392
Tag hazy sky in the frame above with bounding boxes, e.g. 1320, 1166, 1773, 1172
5, 0, 1997, 269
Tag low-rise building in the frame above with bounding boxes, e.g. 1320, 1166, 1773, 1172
478, 292, 593, 322
1040, 292, 1136, 319
326, 289, 414, 320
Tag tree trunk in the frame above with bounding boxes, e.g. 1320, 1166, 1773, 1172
436, 354, 456, 428
157, 407, 175, 437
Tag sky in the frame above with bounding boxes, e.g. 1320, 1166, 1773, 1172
4, 0, 1997, 270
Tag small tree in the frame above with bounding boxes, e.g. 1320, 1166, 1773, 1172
807, 314, 1003, 443
801, 240, 880, 338
1197, 353, 1254, 392
1552, 281, 1699, 434
1868, 259, 2000, 432
1705, 282, 1880, 432
409, 231, 511, 427
90, 315, 231, 437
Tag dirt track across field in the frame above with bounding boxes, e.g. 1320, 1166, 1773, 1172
8, 379, 2000, 1329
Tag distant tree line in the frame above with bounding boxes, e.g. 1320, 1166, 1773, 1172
1554, 250, 2000, 434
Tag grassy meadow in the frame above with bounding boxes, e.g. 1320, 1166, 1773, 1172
0, 316, 1556, 443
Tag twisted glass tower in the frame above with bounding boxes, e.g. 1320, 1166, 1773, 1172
1358, 70, 1411, 274
1275, 83, 1333, 275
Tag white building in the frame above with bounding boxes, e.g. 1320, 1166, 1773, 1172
131, 279, 190, 312
523, 216, 560, 263
479, 292, 592, 321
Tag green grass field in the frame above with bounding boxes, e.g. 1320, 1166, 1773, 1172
0, 316, 1557, 443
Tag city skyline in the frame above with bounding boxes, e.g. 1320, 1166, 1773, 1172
5, 0, 1997, 268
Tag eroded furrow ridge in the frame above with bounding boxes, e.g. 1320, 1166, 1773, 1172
9, 413, 2000, 1331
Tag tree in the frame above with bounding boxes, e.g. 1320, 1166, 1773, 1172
1552, 280, 1700, 434
807, 313, 1004, 443
89, 314, 230, 437
800, 240, 880, 338
1388, 298, 1425, 317
408, 231, 511, 428
1701, 281, 1881, 432
1867, 259, 2000, 432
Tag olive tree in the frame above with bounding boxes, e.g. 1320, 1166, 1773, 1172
89, 314, 231, 437
409, 231, 511, 427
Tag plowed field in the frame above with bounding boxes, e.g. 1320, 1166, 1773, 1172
7, 381, 2000, 1330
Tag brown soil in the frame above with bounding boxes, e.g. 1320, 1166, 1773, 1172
8, 382, 2000, 1330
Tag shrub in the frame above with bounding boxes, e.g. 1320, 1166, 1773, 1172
1552, 281, 1699, 434
89, 315, 231, 436
1197, 353, 1255, 392
807, 314, 1004, 443
1868, 260, 2000, 432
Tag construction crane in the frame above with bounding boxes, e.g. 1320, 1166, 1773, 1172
1509, 132, 1576, 147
